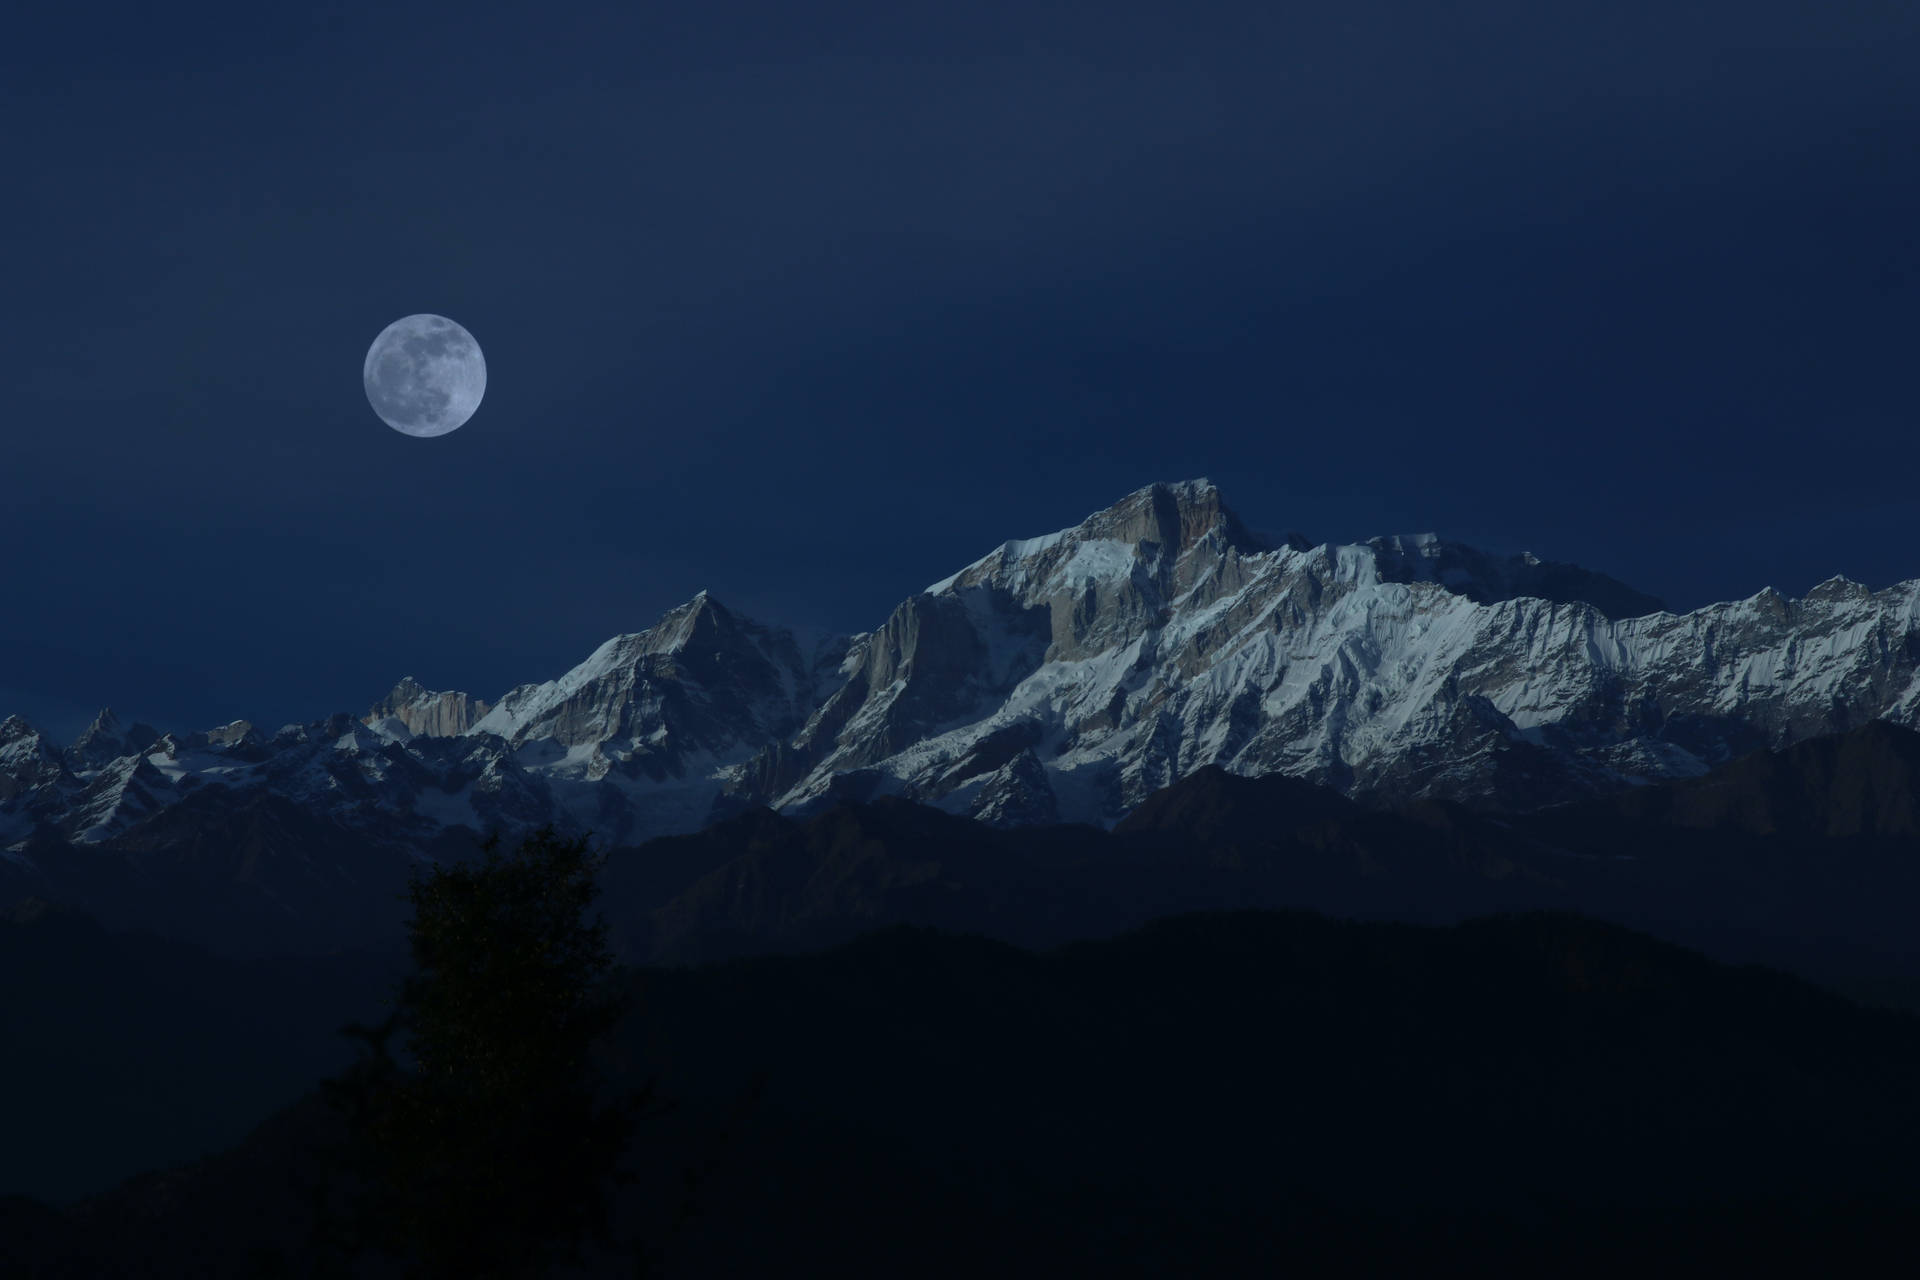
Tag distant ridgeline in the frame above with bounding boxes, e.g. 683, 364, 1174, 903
3, 477, 1920, 964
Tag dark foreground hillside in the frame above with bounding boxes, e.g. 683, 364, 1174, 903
10, 909, 1920, 1277
0, 901, 404, 1204
12, 722, 1920, 1214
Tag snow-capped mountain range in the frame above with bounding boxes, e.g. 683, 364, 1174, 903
6, 480, 1919, 864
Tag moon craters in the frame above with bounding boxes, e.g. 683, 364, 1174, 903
363, 314, 487, 437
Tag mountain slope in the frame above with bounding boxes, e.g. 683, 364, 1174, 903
0, 900, 401, 1204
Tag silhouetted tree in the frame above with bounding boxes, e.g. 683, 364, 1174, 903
318, 828, 651, 1279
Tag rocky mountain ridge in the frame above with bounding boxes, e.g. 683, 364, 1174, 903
4, 479, 1918, 921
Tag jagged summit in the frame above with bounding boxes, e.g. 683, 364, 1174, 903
69, 708, 159, 769
76, 708, 121, 744
924, 478, 1267, 596
1806, 574, 1872, 602
364, 678, 490, 740
464, 590, 842, 840
646, 590, 757, 655
1075, 478, 1269, 557
377, 678, 431, 706
922, 480, 1659, 621
1, 716, 65, 807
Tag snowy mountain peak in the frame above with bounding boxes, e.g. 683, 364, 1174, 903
1103, 478, 1268, 557
924, 478, 1268, 600
647, 590, 748, 656
380, 678, 429, 705
462, 592, 831, 839
69, 708, 160, 769
78, 707, 122, 742
1806, 574, 1870, 601
1, 716, 67, 807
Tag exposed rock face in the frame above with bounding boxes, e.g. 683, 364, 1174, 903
363, 677, 490, 739
198, 721, 259, 750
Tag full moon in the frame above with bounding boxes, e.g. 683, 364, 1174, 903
363, 314, 487, 437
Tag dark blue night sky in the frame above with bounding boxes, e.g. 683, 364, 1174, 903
6, 1, 1918, 739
